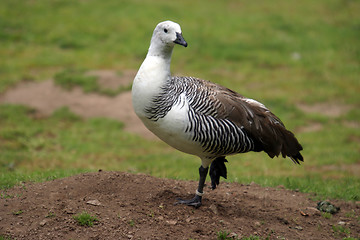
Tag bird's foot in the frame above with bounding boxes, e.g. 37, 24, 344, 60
210, 157, 228, 190
175, 194, 202, 208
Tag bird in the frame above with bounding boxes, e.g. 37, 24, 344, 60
132, 20, 303, 208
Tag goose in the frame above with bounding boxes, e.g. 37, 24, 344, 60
132, 20, 303, 208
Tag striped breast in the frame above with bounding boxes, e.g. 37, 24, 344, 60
144, 76, 256, 159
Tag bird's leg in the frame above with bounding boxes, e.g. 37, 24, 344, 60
175, 166, 209, 208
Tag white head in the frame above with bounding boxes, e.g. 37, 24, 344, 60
148, 20, 187, 57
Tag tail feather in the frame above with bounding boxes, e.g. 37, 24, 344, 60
289, 152, 304, 164
265, 125, 304, 164
282, 129, 303, 164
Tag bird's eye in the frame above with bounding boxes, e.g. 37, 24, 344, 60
164, 28, 168, 33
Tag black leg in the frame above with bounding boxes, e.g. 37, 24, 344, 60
197, 165, 209, 193
175, 166, 209, 208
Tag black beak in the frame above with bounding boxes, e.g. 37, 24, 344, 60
174, 32, 188, 47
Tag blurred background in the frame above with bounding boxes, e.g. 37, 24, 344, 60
0, 0, 359, 200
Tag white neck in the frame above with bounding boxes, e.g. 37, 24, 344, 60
132, 42, 174, 119
147, 36, 175, 59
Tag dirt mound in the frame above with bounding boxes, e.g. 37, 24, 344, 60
1, 171, 359, 239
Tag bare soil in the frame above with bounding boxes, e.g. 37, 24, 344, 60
0, 70, 156, 139
0, 171, 359, 240
296, 102, 353, 118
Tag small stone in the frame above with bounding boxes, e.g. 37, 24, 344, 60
254, 221, 261, 227
157, 216, 164, 221
317, 201, 340, 214
295, 226, 303, 231
209, 204, 218, 215
338, 221, 346, 225
228, 232, 238, 238
39, 219, 47, 226
166, 220, 177, 225
305, 207, 321, 216
86, 199, 101, 206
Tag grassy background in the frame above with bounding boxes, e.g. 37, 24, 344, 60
1, 0, 359, 200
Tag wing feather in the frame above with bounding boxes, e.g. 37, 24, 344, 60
183, 77, 303, 163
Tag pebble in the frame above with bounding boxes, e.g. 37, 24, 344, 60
254, 221, 261, 227
209, 204, 218, 215
305, 207, 321, 216
166, 220, 177, 225
228, 232, 238, 238
87, 199, 101, 206
295, 226, 303, 231
39, 219, 47, 226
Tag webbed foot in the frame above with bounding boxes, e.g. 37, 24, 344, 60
175, 195, 202, 208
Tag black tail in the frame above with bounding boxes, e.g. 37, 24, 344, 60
265, 126, 304, 164
247, 113, 304, 164
289, 151, 304, 165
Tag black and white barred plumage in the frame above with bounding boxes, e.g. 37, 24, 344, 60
145, 76, 255, 158
132, 21, 303, 207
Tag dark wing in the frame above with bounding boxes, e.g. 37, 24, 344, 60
189, 77, 303, 164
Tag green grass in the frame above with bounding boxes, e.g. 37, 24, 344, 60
0, 236, 13, 240
217, 231, 233, 240
54, 68, 132, 96
45, 211, 56, 218
128, 219, 136, 227
12, 210, 23, 216
0, 0, 359, 202
332, 225, 351, 235
73, 211, 99, 227
54, 69, 99, 92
